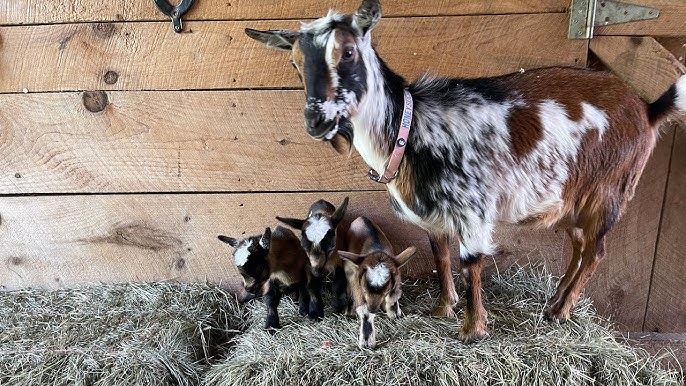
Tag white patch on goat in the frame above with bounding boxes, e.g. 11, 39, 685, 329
367, 262, 390, 287
301, 10, 344, 46
305, 217, 330, 244
234, 240, 252, 267
674, 75, 686, 112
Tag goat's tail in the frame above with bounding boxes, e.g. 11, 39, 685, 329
649, 74, 686, 126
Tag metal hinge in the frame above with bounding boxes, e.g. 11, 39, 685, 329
568, 0, 659, 39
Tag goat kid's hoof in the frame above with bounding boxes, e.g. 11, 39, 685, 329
459, 327, 489, 344
358, 338, 376, 350
431, 305, 457, 318
544, 307, 570, 323
308, 307, 324, 321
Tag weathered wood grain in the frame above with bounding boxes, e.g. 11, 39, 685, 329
0, 14, 587, 92
0, 90, 377, 194
645, 124, 686, 333
0, 0, 568, 25
590, 36, 686, 102
594, 0, 686, 37
0, 192, 567, 294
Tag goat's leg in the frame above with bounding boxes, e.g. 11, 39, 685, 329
459, 254, 489, 342
429, 233, 459, 317
298, 282, 310, 316
385, 292, 402, 319
548, 227, 585, 306
306, 271, 325, 320
356, 304, 377, 349
332, 265, 348, 314
264, 279, 283, 330
546, 230, 608, 322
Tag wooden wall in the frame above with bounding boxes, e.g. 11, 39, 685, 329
0, 0, 684, 333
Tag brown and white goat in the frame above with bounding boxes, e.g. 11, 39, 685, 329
246, 0, 686, 342
338, 216, 416, 349
276, 197, 349, 317
218, 226, 315, 329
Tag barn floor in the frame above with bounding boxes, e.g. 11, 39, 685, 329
0, 266, 682, 386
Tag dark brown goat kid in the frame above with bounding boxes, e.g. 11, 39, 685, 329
246, 0, 686, 342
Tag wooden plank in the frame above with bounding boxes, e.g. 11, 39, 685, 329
0, 0, 568, 25
0, 192, 566, 292
0, 14, 587, 92
590, 36, 686, 102
0, 90, 377, 194
645, 124, 686, 333
595, 0, 686, 37
619, 332, 686, 371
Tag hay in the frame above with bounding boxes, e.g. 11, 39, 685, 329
0, 282, 247, 386
0, 267, 681, 386
205, 267, 683, 386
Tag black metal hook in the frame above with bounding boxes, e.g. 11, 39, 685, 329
154, 0, 194, 33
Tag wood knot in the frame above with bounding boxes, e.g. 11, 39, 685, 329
174, 257, 186, 270
8, 256, 23, 266
82, 91, 109, 113
92, 23, 116, 39
103, 70, 119, 85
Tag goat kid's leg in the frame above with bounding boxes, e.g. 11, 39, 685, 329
459, 254, 489, 343
356, 305, 377, 349
332, 265, 348, 314
298, 282, 310, 317
306, 271, 325, 320
385, 293, 402, 319
264, 279, 283, 331
429, 233, 459, 318
548, 227, 585, 306
546, 233, 607, 322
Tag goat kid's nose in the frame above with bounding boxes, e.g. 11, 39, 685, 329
304, 108, 325, 130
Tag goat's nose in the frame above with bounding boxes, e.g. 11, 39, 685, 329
304, 108, 324, 130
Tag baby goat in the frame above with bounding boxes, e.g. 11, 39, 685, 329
218, 226, 313, 330
246, 0, 686, 341
339, 216, 416, 349
276, 197, 349, 317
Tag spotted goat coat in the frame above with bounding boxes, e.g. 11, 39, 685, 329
246, 0, 686, 341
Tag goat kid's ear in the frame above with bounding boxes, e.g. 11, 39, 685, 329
331, 196, 350, 227
218, 235, 239, 247
353, 0, 381, 35
244, 28, 299, 51
393, 246, 417, 268
338, 251, 365, 266
275, 216, 306, 230
260, 227, 271, 249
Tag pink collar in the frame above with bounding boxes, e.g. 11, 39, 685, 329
368, 89, 414, 184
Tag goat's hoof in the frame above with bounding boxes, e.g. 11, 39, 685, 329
239, 292, 257, 303
431, 305, 457, 318
264, 323, 281, 333
308, 308, 324, 321
459, 329, 489, 344
544, 307, 570, 323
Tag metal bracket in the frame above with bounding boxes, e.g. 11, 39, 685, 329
568, 0, 659, 39
154, 0, 194, 33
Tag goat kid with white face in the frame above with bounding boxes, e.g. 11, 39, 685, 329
339, 216, 416, 349
246, 0, 686, 342
276, 197, 349, 317
218, 226, 315, 330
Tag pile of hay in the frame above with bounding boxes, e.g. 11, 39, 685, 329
206, 267, 682, 386
0, 283, 247, 386
1, 267, 681, 386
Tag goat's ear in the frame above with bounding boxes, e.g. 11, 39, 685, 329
353, 0, 381, 35
331, 196, 349, 227
338, 251, 365, 266
245, 28, 299, 51
275, 216, 306, 230
259, 227, 271, 249
392, 246, 417, 268
218, 235, 239, 247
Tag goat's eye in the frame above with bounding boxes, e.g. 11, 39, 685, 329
341, 46, 355, 62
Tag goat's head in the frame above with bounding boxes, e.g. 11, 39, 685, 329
245, 0, 382, 152
276, 197, 349, 277
218, 228, 271, 294
339, 246, 416, 313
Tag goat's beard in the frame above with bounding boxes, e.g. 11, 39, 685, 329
329, 117, 354, 156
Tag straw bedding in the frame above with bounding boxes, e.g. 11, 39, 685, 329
1, 267, 681, 386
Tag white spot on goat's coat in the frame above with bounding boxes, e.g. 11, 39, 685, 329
305, 217, 330, 244
234, 240, 252, 267
367, 263, 390, 287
